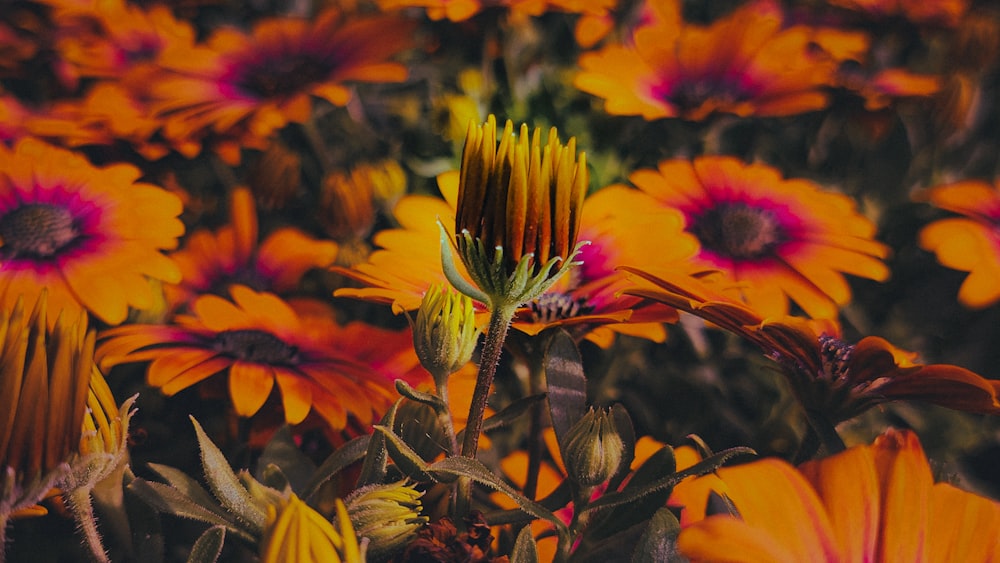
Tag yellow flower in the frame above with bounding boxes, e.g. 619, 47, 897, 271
260, 495, 361, 563
445, 115, 588, 312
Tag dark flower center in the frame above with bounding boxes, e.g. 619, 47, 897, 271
818, 335, 853, 382
527, 293, 593, 324
236, 53, 332, 99
690, 202, 785, 260
214, 329, 299, 365
666, 76, 753, 112
0, 203, 79, 259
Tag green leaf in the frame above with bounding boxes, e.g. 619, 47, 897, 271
428, 456, 567, 536
480, 393, 547, 433
357, 401, 401, 488
256, 426, 316, 493
631, 508, 684, 563
147, 463, 231, 521
583, 447, 755, 514
190, 416, 267, 534
374, 425, 434, 482
586, 445, 675, 541
124, 475, 165, 563
127, 478, 252, 542
304, 435, 370, 501
186, 526, 226, 563
544, 331, 587, 449
395, 380, 447, 412
511, 526, 539, 563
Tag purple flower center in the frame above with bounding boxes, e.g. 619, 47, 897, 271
528, 292, 593, 324
234, 53, 333, 99
818, 335, 853, 381
0, 203, 79, 259
690, 202, 785, 260
214, 329, 299, 365
661, 75, 756, 112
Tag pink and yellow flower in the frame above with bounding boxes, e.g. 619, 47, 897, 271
575, 0, 841, 121
97, 285, 427, 431
0, 138, 183, 326
626, 155, 890, 319
672, 429, 1000, 561
917, 179, 1000, 308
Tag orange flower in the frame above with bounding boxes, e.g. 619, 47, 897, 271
336, 173, 696, 346
150, 9, 413, 155
97, 285, 427, 431
672, 429, 1000, 561
575, 0, 840, 121
917, 179, 1000, 308
624, 268, 1000, 423
626, 155, 889, 319
165, 187, 338, 311
0, 138, 183, 326
375, 0, 614, 29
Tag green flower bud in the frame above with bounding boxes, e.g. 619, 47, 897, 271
561, 408, 624, 488
345, 480, 428, 560
413, 283, 480, 383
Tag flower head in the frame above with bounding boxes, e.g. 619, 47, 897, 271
0, 138, 183, 326
97, 285, 427, 431
165, 187, 338, 312
626, 155, 889, 318
413, 283, 482, 383
624, 268, 1000, 423
673, 428, 1000, 561
345, 480, 428, 559
917, 179, 1000, 308
575, 0, 841, 121
261, 495, 362, 563
447, 115, 588, 311
561, 407, 625, 488
150, 9, 414, 154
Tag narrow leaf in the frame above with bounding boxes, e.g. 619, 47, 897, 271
544, 331, 587, 449
511, 526, 539, 563
429, 456, 567, 535
583, 447, 755, 514
127, 479, 244, 538
186, 526, 226, 563
586, 445, 675, 540
357, 401, 400, 487
303, 435, 370, 501
147, 463, 231, 520
481, 394, 547, 433
124, 477, 165, 563
190, 416, 267, 533
395, 380, 447, 411
374, 425, 434, 482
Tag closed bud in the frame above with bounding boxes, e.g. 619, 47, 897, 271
345, 480, 428, 560
562, 407, 624, 488
413, 284, 481, 383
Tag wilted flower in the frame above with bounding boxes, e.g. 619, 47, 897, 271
345, 480, 428, 560
397, 511, 506, 563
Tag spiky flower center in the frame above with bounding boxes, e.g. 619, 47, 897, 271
528, 293, 593, 324
214, 329, 300, 365
0, 203, 79, 259
236, 53, 331, 98
691, 202, 785, 260
818, 335, 853, 382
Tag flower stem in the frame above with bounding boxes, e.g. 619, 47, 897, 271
433, 369, 460, 457
803, 409, 846, 457
461, 303, 516, 459
67, 488, 110, 563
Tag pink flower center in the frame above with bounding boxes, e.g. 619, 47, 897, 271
214, 329, 299, 365
690, 203, 785, 260
0, 203, 79, 259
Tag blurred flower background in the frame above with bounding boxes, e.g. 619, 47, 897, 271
2, 0, 1000, 560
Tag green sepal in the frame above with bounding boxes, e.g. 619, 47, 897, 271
395, 379, 447, 412
357, 399, 401, 488
186, 525, 226, 563
438, 221, 490, 304
190, 416, 267, 534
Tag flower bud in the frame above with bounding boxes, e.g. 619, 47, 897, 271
561, 407, 624, 488
413, 284, 481, 383
345, 480, 428, 560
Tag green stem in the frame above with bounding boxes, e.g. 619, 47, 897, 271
432, 369, 459, 457
803, 410, 845, 457
68, 488, 109, 563
461, 304, 516, 459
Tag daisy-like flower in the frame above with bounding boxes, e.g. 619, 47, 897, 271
672, 428, 1000, 561
150, 8, 414, 157
626, 155, 889, 319
624, 268, 1000, 427
375, 0, 614, 38
0, 138, 183, 326
574, 0, 841, 121
827, 0, 969, 27
336, 171, 695, 346
917, 179, 1000, 309
96, 285, 427, 431
164, 186, 338, 312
